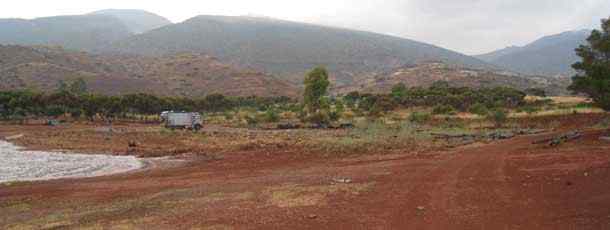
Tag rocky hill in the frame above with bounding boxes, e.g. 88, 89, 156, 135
335, 62, 571, 96
0, 45, 298, 97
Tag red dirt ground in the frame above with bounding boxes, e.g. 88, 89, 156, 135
1, 130, 610, 229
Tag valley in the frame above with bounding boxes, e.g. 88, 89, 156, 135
1, 6, 609, 230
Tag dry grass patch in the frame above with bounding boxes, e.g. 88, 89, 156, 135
264, 182, 375, 208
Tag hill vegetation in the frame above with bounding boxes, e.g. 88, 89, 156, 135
335, 62, 571, 96
0, 45, 298, 97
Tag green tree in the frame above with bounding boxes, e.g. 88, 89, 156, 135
303, 67, 330, 113
488, 109, 508, 128
469, 103, 489, 116
56, 80, 68, 93
569, 17, 610, 111
391, 83, 408, 101
334, 100, 345, 114
69, 78, 88, 95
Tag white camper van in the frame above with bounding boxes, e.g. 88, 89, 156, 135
162, 111, 203, 131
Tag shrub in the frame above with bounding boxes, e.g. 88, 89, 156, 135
264, 109, 280, 123
223, 111, 235, 120
488, 109, 508, 127
525, 88, 547, 97
409, 112, 431, 124
306, 111, 331, 125
432, 105, 457, 115
245, 115, 258, 126
469, 103, 489, 116
329, 111, 340, 122
521, 106, 540, 115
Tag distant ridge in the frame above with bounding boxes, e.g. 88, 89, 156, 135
476, 29, 591, 77
0, 14, 131, 51
90, 9, 172, 34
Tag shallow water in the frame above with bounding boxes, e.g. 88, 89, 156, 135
0, 141, 143, 183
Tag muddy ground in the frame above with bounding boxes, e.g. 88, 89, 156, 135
1, 114, 610, 229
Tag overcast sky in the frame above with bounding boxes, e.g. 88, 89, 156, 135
1, 0, 609, 54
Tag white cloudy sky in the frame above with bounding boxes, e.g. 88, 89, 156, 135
1, 0, 609, 54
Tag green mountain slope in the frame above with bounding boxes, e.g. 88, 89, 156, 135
109, 15, 497, 86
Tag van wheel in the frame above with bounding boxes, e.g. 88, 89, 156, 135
193, 124, 203, 131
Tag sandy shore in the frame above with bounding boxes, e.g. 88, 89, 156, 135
0, 141, 144, 183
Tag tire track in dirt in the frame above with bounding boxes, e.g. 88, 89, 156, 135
381, 137, 540, 229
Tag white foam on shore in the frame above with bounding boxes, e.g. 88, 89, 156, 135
0, 141, 143, 183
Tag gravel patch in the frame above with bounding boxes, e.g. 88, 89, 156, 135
0, 141, 143, 183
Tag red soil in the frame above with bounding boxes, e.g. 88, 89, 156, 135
1, 130, 610, 229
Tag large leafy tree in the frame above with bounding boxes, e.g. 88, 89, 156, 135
303, 67, 330, 113
569, 17, 610, 111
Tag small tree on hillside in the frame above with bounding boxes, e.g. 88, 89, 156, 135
303, 67, 331, 125
69, 78, 88, 95
569, 17, 610, 111
391, 83, 408, 102
303, 67, 330, 113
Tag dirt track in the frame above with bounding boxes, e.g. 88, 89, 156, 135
1, 130, 610, 229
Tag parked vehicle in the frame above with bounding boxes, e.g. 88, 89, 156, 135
163, 112, 203, 130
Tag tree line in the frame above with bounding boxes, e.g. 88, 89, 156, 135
0, 89, 294, 121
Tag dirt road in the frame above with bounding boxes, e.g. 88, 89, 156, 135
1, 131, 610, 229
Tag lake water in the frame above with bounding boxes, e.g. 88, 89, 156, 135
0, 141, 143, 183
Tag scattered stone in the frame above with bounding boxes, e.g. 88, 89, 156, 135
339, 123, 355, 129
128, 140, 138, 148
307, 214, 318, 219
533, 131, 583, 146
47, 120, 60, 126
488, 131, 515, 140
584, 172, 589, 177
277, 123, 301, 130
416, 206, 426, 211
333, 178, 353, 184
4, 134, 24, 141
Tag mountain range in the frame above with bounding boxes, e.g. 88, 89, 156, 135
475, 30, 590, 77
0, 9, 589, 97
106, 15, 495, 87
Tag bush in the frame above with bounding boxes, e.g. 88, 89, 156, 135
488, 109, 508, 127
409, 112, 431, 124
469, 103, 489, 116
245, 115, 258, 126
264, 109, 280, 123
306, 111, 331, 125
521, 106, 540, 115
432, 105, 457, 115
329, 111, 340, 122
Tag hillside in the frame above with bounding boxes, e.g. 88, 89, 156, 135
335, 62, 571, 96
0, 45, 298, 97
476, 30, 590, 77
108, 15, 497, 86
89, 9, 172, 34
0, 15, 132, 51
